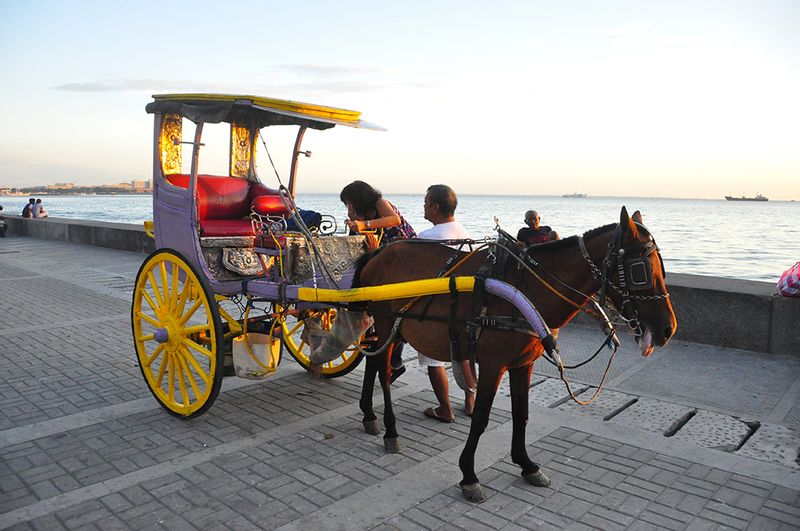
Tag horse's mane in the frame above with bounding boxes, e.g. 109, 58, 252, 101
527, 223, 616, 253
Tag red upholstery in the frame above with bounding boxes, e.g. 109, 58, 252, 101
251, 183, 289, 216
199, 219, 255, 237
165, 174, 286, 237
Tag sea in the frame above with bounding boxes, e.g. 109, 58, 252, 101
2, 194, 798, 284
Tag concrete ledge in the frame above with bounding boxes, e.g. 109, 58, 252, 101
3, 215, 797, 355
4, 214, 154, 254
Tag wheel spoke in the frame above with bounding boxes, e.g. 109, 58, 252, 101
174, 355, 191, 407
167, 353, 175, 401
182, 324, 210, 337
181, 345, 211, 385
138, 311, 161, 328
155, 352, 168, 386
177, 278, 192, 315
138, 333, 155, 343
176, 351, 202, 399
180, 298, 203, 326
170, 262, 180, 310
183, 337, 214, 359
144, 344, 165, 368
286, 321, 303, 335
159, 262, 170, 311
142, 290, 159, 315
147, 271, 165, 308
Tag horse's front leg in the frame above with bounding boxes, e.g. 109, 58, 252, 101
459, 364, 503, 502
378, 343, 401, 453
509, 363, 550, 487
360, 353, 381, 435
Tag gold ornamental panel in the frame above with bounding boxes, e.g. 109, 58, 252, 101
159, 113, 182, 175
230, 124, 254, 178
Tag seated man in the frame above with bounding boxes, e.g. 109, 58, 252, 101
517, 210, 558, 246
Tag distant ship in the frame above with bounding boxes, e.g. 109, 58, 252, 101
724, 193, 768, 202
562, 193, 588, 198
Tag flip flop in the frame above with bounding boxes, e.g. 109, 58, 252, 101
424, 407, 454, 423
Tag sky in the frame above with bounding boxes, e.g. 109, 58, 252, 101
0, 0, 798, 199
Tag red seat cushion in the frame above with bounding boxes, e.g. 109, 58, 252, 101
199, 219, 255, 237
165, 174, 288, 237
251, 183, 289, 216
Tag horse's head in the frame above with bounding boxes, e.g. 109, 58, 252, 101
603, 207, 677, 356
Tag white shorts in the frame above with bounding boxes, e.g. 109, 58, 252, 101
418, 353, 446, 367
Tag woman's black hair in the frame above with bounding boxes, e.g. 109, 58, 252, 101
340, 180, 382, 218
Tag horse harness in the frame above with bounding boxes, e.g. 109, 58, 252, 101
577, 222, 668, 339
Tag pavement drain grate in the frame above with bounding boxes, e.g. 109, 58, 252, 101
735, 422, 800, 468
670, 409, 750, 451
530, 378, 589, 408
555, 387, 637, 420
609, 397, 694, 435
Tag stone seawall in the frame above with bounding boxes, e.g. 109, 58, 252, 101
4, 214, 154, 254
3, 214, 797, 355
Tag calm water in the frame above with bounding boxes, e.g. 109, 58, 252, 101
2, 194, 798, 283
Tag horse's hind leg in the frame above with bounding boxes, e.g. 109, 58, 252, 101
378, 343, 401, 453
459, 364, 503, 502
360, 354, 381, 435
509, 363, 550, 487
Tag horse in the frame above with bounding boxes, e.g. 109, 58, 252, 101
353, 207, 677, 502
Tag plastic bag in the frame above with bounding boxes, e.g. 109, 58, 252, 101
310, 311, 374, 365
777, 261, 800, 298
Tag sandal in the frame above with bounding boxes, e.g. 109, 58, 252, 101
424, 407, 454, 423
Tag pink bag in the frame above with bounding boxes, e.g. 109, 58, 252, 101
777, 261, 800, 297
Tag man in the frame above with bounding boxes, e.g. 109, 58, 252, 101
22, 198, 35, 218
517, 210, 558, 246
416, 184, 478, 422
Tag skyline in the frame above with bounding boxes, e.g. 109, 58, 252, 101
1, 1, 798, 200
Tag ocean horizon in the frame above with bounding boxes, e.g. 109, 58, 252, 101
2, 193, 797, 285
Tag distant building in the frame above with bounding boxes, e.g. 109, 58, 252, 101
48, 182, 76, 190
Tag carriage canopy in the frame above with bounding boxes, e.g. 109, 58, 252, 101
145, 93, 385, 131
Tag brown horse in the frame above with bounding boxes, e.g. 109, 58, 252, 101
354, 207, 677, 502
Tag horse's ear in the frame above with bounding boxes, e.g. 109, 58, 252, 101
631, 210, 643, 224
619, 206, 638, 237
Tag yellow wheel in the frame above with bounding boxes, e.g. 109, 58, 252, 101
132, 249, 223, 418
281, 309, 364, 378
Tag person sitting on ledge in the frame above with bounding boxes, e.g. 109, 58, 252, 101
22, 198, 35, 218
516, 210, 558, 246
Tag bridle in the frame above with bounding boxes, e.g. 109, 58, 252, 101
578, 222, 668, 339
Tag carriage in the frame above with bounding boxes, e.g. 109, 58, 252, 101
132, 93, 678, 502
133, 93, 558, 419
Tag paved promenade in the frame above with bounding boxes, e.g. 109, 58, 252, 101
1, 235, 799, 530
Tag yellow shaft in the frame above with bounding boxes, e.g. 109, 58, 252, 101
297, 276, 476, 303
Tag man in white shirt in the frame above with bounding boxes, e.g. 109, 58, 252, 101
417, 185, 477, 422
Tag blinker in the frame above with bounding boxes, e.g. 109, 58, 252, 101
626, 258, 651, 290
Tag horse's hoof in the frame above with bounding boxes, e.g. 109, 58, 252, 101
460, 482, 486, 503
383, 437, 402, 453
523, 469, 551, 487
363, 419, 381, 435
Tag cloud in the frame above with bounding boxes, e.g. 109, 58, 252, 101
52, 65, 439, 96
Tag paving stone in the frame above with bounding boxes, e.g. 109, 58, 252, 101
555, 388, 637, 420
671, 409, 752, 451
736, 422, 800, 468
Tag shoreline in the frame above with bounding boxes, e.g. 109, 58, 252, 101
3, 214, 797, 357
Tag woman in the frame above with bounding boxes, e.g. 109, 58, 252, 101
340, 180, 416, 244
340, 180, 415, 381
